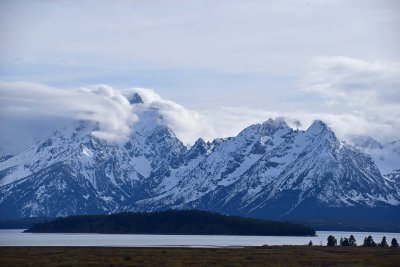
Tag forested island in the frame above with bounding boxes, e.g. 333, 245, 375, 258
25, 210, 315, 236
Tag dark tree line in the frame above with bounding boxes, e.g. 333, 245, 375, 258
325, 234, 399, 248
25, 209, 316, 236
339, 235, 356, 246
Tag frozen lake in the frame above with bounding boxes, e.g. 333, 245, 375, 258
0, 229, 399, 247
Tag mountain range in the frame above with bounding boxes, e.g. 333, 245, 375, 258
1, 92, 399, 223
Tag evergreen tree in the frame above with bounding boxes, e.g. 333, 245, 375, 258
349, 235, 357, 246
379, 236, 388, 248
327, 235, 337, 247
363, 235, 377, 247
308, 240, 313, 246
340, 237, 350, 246
391, 238, 399, 248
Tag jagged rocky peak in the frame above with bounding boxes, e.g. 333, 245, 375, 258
301, 120, 339, 150
237, 118, 291, 140
306, 120, 335, 136
192, 138, 207, 149
129, 92, 144, 104
186, 138, 210, 160
261, 118, 291, 135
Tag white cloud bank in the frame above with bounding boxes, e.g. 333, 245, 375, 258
0, 83, 213, 153
188, 57, 400, 146
1, 56, 399, 155
121, 87, 214, 146
302, 56, 400, 142
0, 82, 137, 153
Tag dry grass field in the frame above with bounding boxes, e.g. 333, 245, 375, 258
0, 246, 399, 267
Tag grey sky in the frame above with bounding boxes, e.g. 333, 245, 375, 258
1, 0, 399, 153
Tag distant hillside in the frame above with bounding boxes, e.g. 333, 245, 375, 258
25, 210, 315, 236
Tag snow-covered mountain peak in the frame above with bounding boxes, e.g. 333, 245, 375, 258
306, 120, 336, 139
261, 118, 291, 134
186, 138, 211, 160
307, 119, 327, 132
128, 93, 144, 104
236, 118, 292, 142
192, 138, 207, 148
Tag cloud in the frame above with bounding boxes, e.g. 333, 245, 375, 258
0, 82, 214, 153
191, 56, 400, 144
300, 56, 400, 142
305, 56, 400, 103
122, 88, 163, 104
0, 82, 137, 154
1, 1, 399, 146
1, 56, 400, 157
1, 0, 399, 88
121, 88, 215, 146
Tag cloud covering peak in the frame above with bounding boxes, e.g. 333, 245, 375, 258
0, 82, 213, 154
1, 55, 400, 156
0, 82, 137, 153
120, 87, 215, 146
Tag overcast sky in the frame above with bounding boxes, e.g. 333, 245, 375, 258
1, 0, 399, 154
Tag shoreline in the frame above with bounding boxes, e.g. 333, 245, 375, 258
2, 229, 399, 247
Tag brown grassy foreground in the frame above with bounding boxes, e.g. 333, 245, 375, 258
0, 246, 399, 267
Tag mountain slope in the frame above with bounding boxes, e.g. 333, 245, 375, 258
0, 103, 187, 218
135, 120, 399, 222
1, 93, 399, 221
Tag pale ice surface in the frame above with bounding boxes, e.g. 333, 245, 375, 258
0, 229, 399, 247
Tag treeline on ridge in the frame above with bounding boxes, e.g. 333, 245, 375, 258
25, 209, 315, 236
